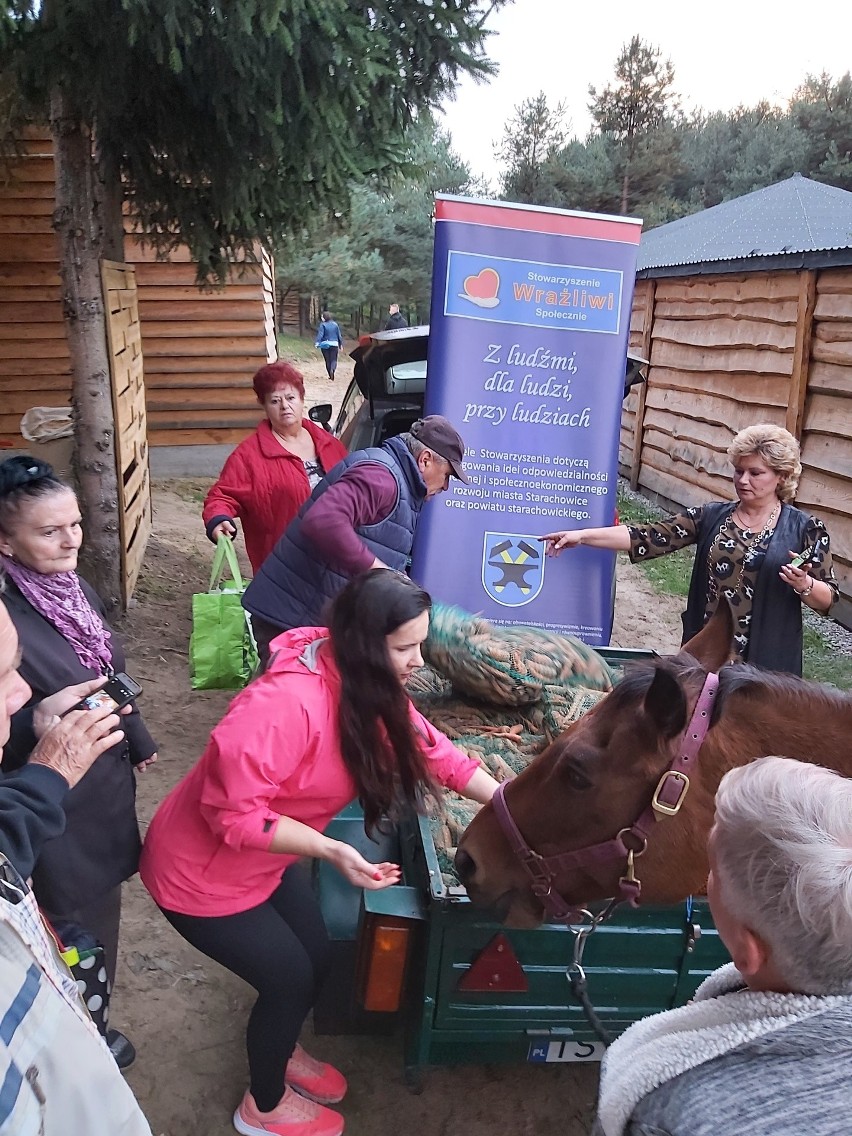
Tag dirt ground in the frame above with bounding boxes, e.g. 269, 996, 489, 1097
111, 354, 685, 1136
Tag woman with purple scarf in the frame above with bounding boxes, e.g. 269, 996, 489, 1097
0, 456, 157, 1068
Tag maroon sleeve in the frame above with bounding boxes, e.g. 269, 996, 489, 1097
301, 464, 400, 575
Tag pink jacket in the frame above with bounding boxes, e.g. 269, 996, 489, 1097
202, 419, 347, 572
139, 628, 480, 917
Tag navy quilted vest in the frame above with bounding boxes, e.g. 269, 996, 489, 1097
242, 436, 425, 631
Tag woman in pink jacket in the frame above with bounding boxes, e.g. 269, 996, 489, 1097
140, 570, 497, 1136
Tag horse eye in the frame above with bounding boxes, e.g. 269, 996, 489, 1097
562, 761, 592, 791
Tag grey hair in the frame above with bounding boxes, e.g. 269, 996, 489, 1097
713, 756, 852, 994
400, 433, 449, 465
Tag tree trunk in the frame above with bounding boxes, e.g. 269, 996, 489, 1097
620, 170, 630, 215
50, 86, 123, 612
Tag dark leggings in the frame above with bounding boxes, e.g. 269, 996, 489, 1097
160, 864, 331, 1111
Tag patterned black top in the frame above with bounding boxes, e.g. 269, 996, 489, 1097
628, 506, 838, 660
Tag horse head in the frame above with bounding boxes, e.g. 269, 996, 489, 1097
455, 602, 737, 927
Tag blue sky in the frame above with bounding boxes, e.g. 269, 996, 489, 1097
439, 0, 852, 188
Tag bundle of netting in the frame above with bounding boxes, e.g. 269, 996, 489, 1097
404, 610, 617, 886
422, 603, 615, 706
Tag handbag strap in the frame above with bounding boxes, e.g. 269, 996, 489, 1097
209, 535, 246, 592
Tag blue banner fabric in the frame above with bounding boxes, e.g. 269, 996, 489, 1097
411, 196, 641, 646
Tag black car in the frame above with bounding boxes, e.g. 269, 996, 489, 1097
309, 324, 647, 447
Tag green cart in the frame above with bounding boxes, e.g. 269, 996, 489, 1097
313, 652, 729, 1087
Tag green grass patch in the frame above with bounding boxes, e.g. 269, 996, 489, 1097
155, 478, 211, 505
277, 332, 319, 363
803, 625, 852, 690
616, 486, 694, 598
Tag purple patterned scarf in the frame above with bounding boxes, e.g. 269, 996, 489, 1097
1, 555, 113, 674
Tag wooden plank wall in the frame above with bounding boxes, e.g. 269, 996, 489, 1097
132, 237, 274, 446
101, 261, 152, 604
621, 268, 852, 617
0, 128, 69, 446
0, 128, 276, 449
799, 269, 852, 620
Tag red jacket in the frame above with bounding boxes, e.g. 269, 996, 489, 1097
202, 418, 347, 572
139, 627, 480, 917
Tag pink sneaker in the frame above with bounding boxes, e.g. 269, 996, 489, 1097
233, 1088, 344, 1136
285, 1043, 348, 1104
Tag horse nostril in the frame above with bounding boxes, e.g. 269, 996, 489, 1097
454, 847, 476, 883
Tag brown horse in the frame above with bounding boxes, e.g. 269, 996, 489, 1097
455, 602, 852, 927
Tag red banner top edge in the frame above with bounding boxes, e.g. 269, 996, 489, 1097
434, 198, 642, 245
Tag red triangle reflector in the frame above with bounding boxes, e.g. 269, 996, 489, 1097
457, 932, 528, 992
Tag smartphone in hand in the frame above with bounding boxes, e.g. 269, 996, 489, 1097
789, 537, 822, 570
70, 673, 143, 714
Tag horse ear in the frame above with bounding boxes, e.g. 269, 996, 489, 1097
681, 598, 735, 673
642, 665, 688, 739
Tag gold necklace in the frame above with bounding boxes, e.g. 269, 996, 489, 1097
707, 503, 779, 608
732, 503, 778, 541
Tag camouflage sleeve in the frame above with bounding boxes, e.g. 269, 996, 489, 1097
627, 507, 703, 563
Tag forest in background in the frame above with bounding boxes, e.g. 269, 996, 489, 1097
278, 36, 852, 332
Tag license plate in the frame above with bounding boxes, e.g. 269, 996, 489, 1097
528, 1039, 605, 1063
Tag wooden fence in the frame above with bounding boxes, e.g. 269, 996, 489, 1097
101, 261, 152, 604
621, 268, 852, 623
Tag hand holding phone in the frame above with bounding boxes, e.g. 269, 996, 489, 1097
70, 672, 143, 715
788, 538, 821, 570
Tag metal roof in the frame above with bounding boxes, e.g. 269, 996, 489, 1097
637, 174, 852, 276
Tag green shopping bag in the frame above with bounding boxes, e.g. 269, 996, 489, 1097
189, 536, 260, 690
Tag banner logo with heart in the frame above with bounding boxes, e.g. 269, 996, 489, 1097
460, 267, 501, 309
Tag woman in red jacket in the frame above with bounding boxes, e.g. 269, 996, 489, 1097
140, 570, 497, 1136
203, 361, 347, 573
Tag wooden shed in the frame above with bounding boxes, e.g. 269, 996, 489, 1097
622, 174, 852, 625
0, 127, 276, 452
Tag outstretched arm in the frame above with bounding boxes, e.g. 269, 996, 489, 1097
541, 525, 631, 556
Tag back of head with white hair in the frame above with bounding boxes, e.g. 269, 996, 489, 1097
713, 756, 852, 995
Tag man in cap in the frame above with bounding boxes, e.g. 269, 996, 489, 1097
243, 415, 468, 661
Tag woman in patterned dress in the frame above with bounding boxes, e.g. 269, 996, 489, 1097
542, 424, 838, 675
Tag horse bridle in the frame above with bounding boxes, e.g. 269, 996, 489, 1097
490, 670, 720, 926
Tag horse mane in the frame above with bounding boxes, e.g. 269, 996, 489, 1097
614, 653, 850, 728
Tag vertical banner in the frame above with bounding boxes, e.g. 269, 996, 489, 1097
411, 196, 641, 645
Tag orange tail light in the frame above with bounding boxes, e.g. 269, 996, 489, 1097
356, 915, 412, 1013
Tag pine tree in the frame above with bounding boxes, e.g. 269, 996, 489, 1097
495, 92, 569, 203
0, 0, 505, 604
790, 72, 852, 191
588, 35, 679, 215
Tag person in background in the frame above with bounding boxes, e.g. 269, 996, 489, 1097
203, 361, 347, 573
0, 595, 153, 1135
542, 424, 838, 675
242, 415, 468, 664
594, 756, 852, 1136
383, 303, 408, 330
0, 456, 159, 1069
314, 311, 344, 380
141, 570, 498, 1136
